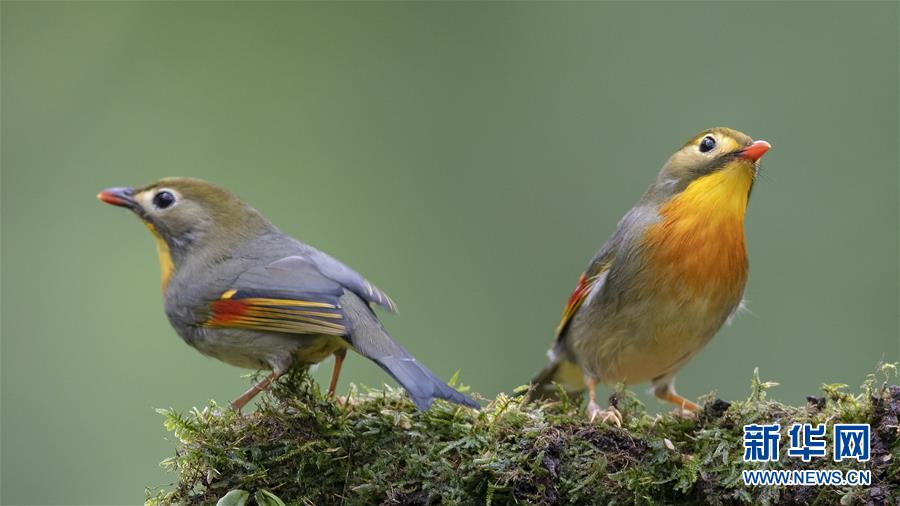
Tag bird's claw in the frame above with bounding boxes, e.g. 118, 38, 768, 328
670, 405, 698, 419
586, 401, 622, 427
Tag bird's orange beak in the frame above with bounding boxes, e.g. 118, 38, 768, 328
738, 140, 771, 162
97, 187, 136, 208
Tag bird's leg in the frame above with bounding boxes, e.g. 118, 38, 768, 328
584, 376, 622, 426
230, 370, 283, 411
327, 349, 347, 398
653, 382, 700, 416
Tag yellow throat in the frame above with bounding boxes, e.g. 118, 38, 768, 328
644, 161, 754, 298
144, 221, 174, 291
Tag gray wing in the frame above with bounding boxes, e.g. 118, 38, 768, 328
554, 203, 659, 344
203, 256, 351, 336
303, 248, 398, 313
203, 249, 397, 336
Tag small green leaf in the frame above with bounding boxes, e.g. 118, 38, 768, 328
216, 489, 249, 506
749, 367, 779, 403
255, 490, 287, 506
511, 384, 530, 394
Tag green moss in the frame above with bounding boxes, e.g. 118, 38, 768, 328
147, 364, 899, 505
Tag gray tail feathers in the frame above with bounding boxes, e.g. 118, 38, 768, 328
525, 354, 586, 402
372, 354, 479, 411
340, 292, 479, 410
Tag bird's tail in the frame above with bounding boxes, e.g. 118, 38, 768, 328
524, 350, 586, 402
340, 292, 479, 410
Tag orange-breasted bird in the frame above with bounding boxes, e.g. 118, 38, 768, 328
528, 127, 771, 424
98, 178, 478, 411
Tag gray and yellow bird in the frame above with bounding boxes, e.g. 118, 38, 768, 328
528, 127, 771, 424
98, 178, 477, 411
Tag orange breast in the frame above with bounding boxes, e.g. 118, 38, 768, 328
642, 164, 752, 300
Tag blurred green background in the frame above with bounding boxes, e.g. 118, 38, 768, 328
2, 1, 898, 504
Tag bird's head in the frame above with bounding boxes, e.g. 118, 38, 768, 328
647, 127, 771, 202
98, 177, 274, 287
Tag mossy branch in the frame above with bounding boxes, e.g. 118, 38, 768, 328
147, 364, 900, 505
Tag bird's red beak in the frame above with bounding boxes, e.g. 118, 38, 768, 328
97, 187, 136, 208
738, 140, 771, 162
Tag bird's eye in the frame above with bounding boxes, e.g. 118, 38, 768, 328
152, 191, 176, 209
699, 136, 716, 153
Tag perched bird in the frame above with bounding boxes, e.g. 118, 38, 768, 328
528, 128, 771, 424
98, 178, 477, 411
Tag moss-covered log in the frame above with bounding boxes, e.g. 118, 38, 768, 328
147, 365, 899, 505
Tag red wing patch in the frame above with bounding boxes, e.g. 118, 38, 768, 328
555, 266, 608, 336
205, 290, 347, 336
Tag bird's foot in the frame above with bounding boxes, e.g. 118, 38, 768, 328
670, 405, 698, 419
586, 401, 622, 427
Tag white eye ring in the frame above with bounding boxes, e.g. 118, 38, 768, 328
699, 136, 717, 153
150, 188, 178, 210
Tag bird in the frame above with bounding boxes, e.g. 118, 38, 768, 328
527, 127, 771, 425
97, 178, 478, 411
